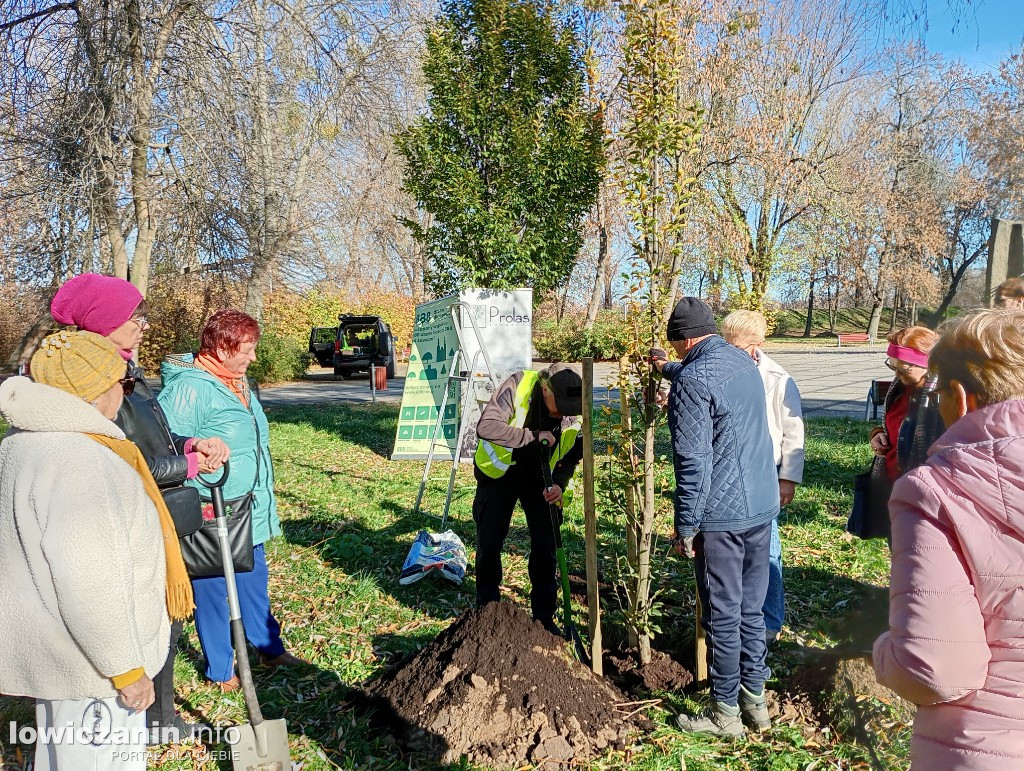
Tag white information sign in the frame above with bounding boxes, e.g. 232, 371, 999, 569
455, 288, 533, 461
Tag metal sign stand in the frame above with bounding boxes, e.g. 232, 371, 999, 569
412, 302, 499, 530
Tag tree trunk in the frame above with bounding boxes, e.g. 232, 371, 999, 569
585, 195, 610, 329
866, 301, 883, 341
102, 179, 130, 280
559, 281, 571, 323
888, 289, 899, 333
127, 0, 155, 298
618, 356, 639, 650
245, 258, 271, 321
803, 277, 815, 338
5, 315, 56, 371
639, 416, 654, 665
828, 279, 839, 333
929, 245, 985, 325
603, 253, 614, 309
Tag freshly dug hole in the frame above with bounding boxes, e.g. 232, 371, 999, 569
784, 650, 915, 745
604, 648, 694, 693
361, 602, 637, 768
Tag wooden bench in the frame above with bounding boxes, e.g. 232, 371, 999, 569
837, 332, 872, 347
865, 379, 892, 421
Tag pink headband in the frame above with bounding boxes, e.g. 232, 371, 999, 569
887, 343, 929, 368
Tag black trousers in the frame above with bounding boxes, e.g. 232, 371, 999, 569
147, 619, 183, 727
473, 471, 561, 622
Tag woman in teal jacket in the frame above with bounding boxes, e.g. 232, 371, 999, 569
158, 309, 306, 689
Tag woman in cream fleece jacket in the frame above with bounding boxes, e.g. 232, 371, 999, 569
722, 310, 805, 643
0, 334, 170, 771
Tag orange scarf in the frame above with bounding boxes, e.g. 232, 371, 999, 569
195, 353, 249, 407
86, 434, 195, 621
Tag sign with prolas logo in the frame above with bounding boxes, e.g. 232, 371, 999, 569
455, 288, 533, 461
390, 289, 533, 461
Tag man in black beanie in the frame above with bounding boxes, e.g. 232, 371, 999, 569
472, 363, 584, 634
652, 297, 780, 737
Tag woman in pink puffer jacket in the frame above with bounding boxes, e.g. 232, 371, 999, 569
873, 308, 1024, 770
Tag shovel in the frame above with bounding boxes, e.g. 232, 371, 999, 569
197, 462, 291, 771
540, 440, 591, 665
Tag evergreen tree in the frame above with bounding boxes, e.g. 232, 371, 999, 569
398, 0, 604, 297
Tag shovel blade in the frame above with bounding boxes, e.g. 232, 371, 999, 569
230, 719, 291, 771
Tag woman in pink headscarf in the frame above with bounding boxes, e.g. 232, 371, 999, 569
862, 326, 944, 542
50, 274, 229, 741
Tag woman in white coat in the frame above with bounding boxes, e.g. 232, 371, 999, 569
0, 331, 191, 770
722, 311, 805, 644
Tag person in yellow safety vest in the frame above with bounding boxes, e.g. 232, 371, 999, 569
473, 363, 584, 635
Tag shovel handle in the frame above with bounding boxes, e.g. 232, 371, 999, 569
193, 459, 230, 490
197, 461, 264, 728
232, 617, 265, 728
539, 439, 555, 489
541, 440, 578, 651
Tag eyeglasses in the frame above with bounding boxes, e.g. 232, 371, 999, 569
130, 316, 149, 330
885, 358, 919, 376
119, 377, 137, 396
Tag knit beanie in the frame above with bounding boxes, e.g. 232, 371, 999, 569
51, 273, 143, 337
30, 331, 126, 403
667, 297, 717, 341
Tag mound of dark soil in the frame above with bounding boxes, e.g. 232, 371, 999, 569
361, 602, 636, 768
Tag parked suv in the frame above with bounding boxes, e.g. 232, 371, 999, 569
309, 314, 396, 380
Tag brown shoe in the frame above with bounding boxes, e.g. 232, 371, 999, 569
217, 676, 240, 693
259, 651, 311, 668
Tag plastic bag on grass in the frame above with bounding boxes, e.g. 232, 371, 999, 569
399, 529, 467, 586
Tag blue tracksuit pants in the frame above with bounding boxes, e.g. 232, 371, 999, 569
191, 544, 285, 682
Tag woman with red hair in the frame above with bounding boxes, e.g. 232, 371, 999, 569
158, 309, 307, 690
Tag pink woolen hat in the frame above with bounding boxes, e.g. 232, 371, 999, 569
51, 273, 143, 337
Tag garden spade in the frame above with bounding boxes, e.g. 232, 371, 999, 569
197, 463, 291, 771
540, 441, 591, 665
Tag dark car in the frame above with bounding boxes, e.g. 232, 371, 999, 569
309, 314, 396, 380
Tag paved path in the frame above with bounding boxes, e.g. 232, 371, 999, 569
750, 347, 891, 419
258, 343, 892, 420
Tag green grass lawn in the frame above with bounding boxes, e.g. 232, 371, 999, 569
0, 406, 902, 770
772, 306, 909, 338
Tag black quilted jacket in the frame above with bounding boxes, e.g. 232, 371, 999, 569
662, 336, 780, 537
114, 361, 192, 487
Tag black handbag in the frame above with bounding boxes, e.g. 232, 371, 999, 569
179, 492, 255, 577
846, 457, 894, 540
161, 485, 203, 537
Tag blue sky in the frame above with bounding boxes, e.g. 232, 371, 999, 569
923, 0, 1023, 71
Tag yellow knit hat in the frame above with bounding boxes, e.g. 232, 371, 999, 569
30, 330, 126, 403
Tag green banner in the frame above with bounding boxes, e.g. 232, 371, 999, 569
391, 295, 461, 460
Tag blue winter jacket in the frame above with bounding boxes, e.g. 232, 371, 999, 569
662, 335, 780, 537
157, 354, 280, 545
